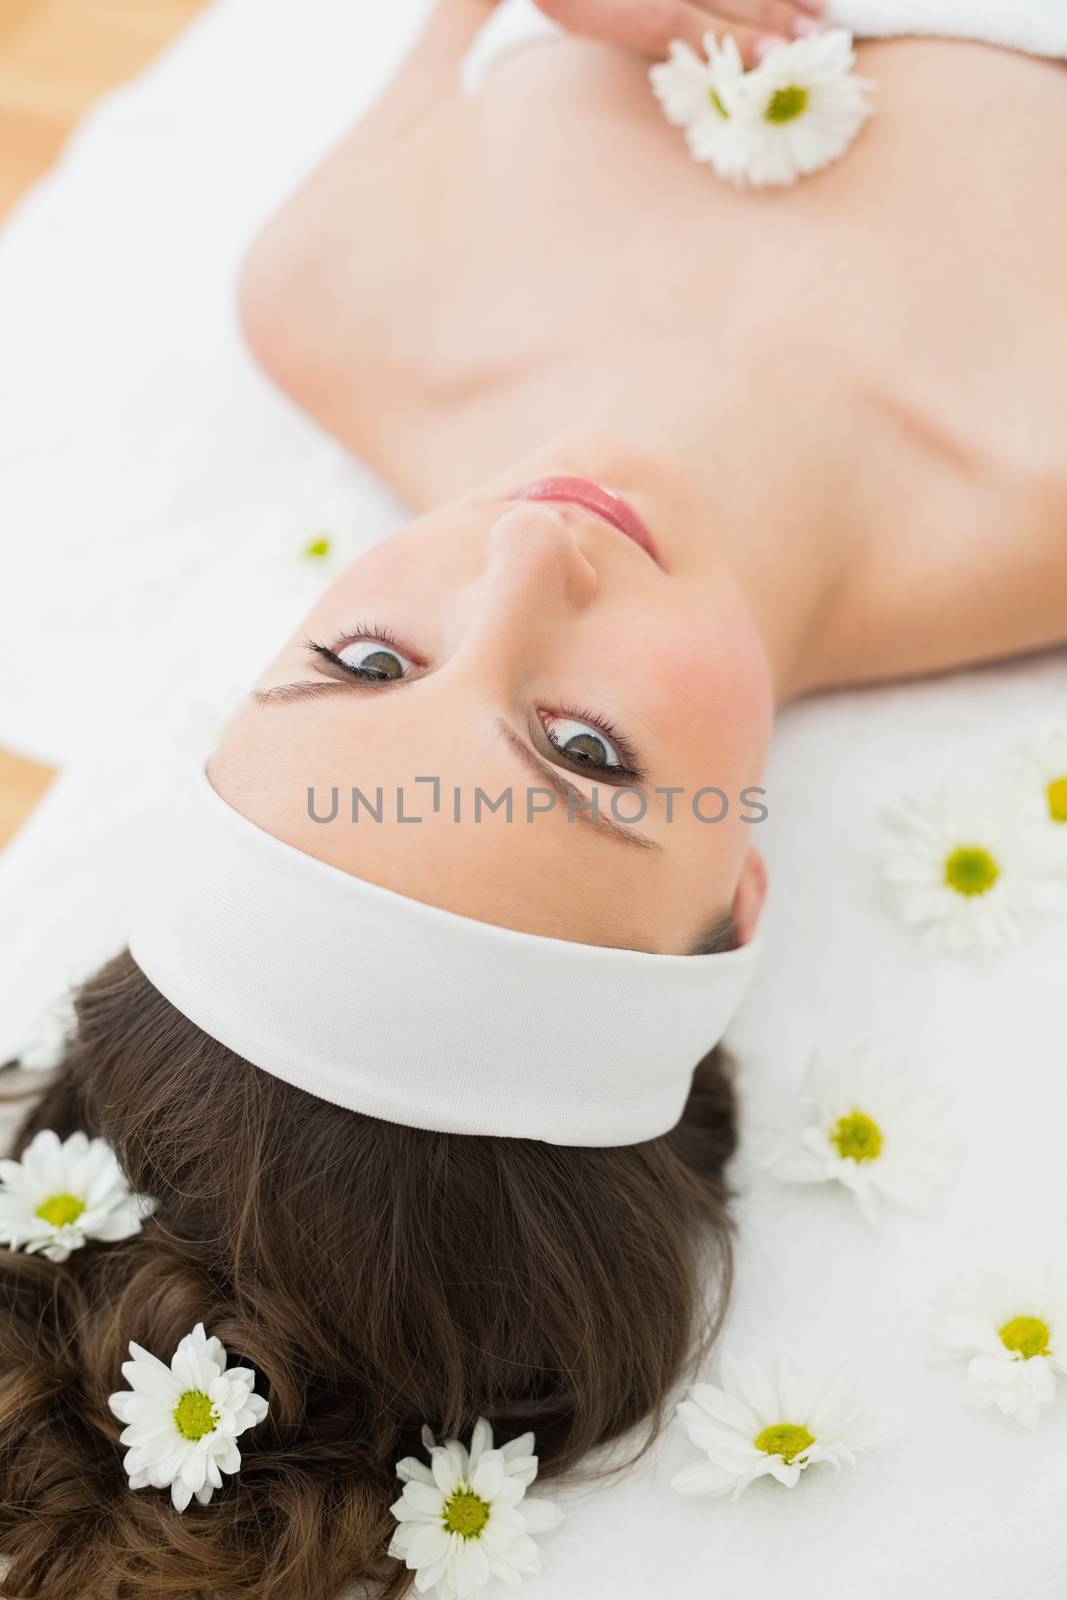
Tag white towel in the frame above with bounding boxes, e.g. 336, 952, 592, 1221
833, 0, 1067, 53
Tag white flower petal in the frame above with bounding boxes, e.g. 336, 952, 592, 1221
467, 1418, 493, 1473
649, 41, 716, 128
413, 1554, 451, 1593
400, 1481, 447, 1519
0, 1130, 153, 1258
471, 1451, 506, 1502
404, 1520, 451, 1570
681, 1381, 760, 1436
771, 1046, 955, 1220
735, 1359, 779, 1420
431, 1445, 463, 1498
673, 1354, 886, 1501
883, 782, 1062, 953
171, 1478, 194, 1513
455, 1535, 490, 1596
931, 1264, 1067, 1426
122, 1349, 181, 1402
109, 1324, 267, 1509
680, 1419, 759, 1468
499, 1431, 538, 1484
390, 1420, 561, 1593
396, 1455, 436, 1487
213, 1438, 243, 1476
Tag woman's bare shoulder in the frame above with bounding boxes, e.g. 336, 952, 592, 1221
816, 445, 1067, 691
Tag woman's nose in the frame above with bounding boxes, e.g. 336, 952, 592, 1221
441, 504, 599, 685
483, 503, 599, 613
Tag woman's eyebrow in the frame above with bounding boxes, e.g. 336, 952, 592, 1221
252, 679, 403, 706
254, 648, 415, 705
496, 721, 661, 853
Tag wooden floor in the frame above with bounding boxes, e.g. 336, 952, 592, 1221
0, 0, 211, 845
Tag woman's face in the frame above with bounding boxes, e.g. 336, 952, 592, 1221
211, 449, 773, 954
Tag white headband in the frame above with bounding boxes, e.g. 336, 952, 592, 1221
128, 766, 759, 1146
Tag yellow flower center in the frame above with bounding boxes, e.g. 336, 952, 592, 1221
999, 1315, 1051, 1361
708, 87, 729, 119
1047, 777, 1067, 824
442, 1487, 491, 1539
34, 1193, 86, 1228
830, 1109, 883, 1163
944, 845, 999, 897
754, 1423, 816, 1463
765, 85, 809, 124
302, 535, 332, 559
173, 1390, 218, 1442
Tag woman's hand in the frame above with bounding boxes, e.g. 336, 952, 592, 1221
534, 0, 826, 65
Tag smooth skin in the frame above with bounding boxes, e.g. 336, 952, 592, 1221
213, 0, 1067, 954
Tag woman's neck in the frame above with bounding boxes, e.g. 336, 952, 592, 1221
446, 347, 872, 704
618, 369, 866, 702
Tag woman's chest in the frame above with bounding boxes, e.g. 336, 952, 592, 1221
252, 37, 1067, 508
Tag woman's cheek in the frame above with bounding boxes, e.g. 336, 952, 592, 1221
639, 635, 725, 733
645, 632, 770, 786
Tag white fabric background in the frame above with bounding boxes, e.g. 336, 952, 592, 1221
1, 3, 1065, 1596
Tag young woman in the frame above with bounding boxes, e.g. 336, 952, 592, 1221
1, 2, 1065, 1596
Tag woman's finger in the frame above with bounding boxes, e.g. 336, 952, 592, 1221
706, 18, 787, 65
534, 0, 746, 58
697, 0, 825, 21
535, 0, 794, 66
714, 0, 823, 40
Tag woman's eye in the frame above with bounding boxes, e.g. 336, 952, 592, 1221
335, 638, 418, 682
541, 714, 623, 772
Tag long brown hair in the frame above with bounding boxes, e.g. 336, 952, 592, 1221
0, 950, 736, 1599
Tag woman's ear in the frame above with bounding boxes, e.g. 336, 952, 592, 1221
731, 848, 768, 947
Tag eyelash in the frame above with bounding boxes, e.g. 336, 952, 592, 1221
542, 704, 645, 783
308, 625, 423, 682
307, 633, 646, 781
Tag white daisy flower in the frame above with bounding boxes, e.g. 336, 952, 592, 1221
650, 37, 720, 128
650, 29, 872, 189
766, 1047, 955, 1224
13, 993, 76, 1073
0, 1128, 155, 1263
389, 1417, 563, 1598
282, 476, 372, 580
736, 31, 873, 188
882, 787, 1064, 953
651, 35, 753, 185
293, 522, 364, 578
931, 1264, 1067, 1428
1008, 727, 1067, 839
672, 1352, 890, 1499
108, 1323, 270, 1511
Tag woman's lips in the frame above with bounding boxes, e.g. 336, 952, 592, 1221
506, 477, 664, 569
